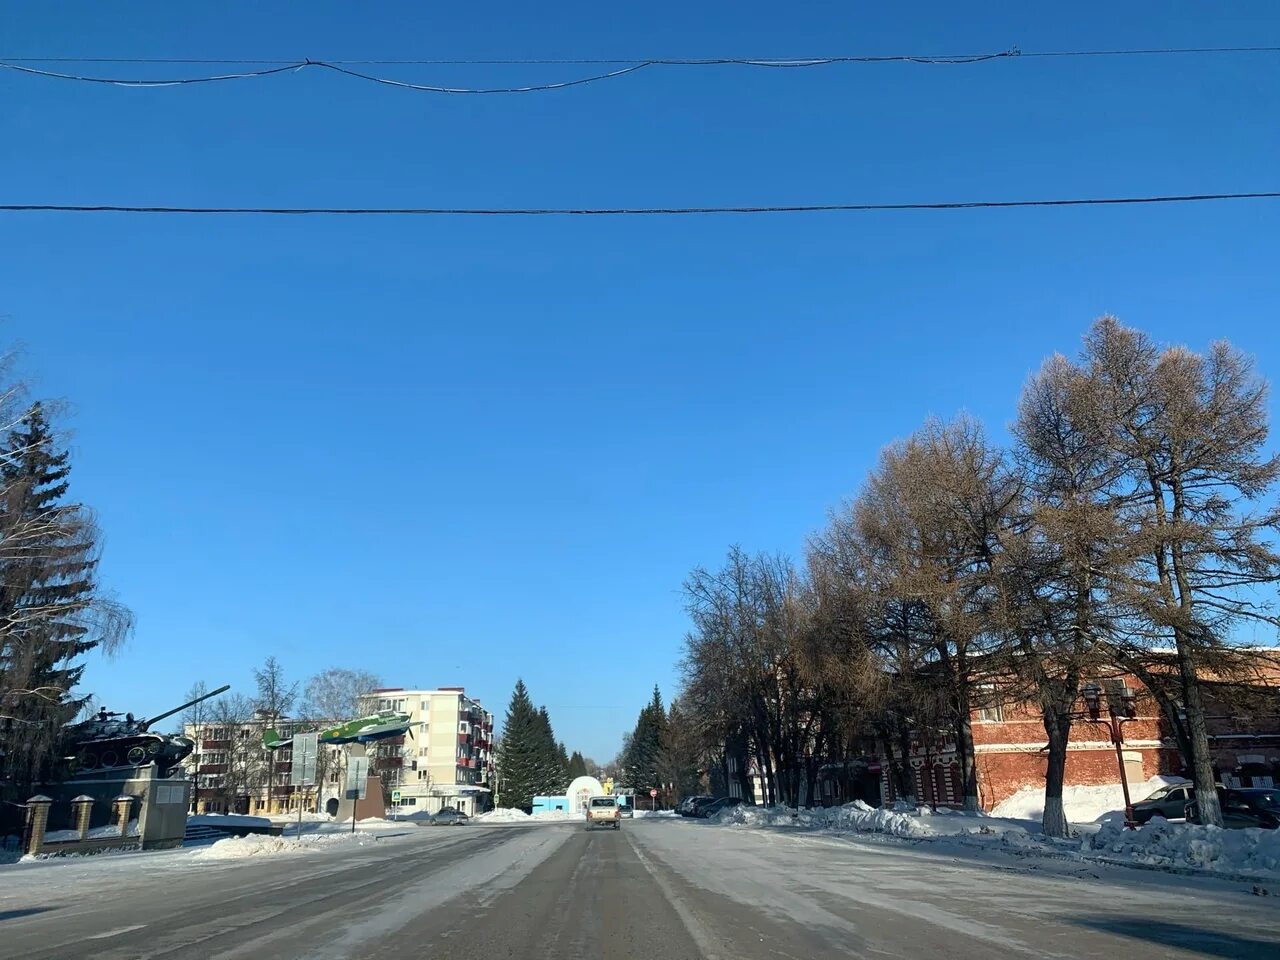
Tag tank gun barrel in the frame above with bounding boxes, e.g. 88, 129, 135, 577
141, 684, 230, 730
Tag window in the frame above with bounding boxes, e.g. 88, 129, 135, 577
977, 685, 1004, 723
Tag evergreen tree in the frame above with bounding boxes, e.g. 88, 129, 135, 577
495, 680, 542, 810
621, 685, 666, 791
556, 741, 570, 778
0, 403, 131, 794
533, 705, 565, 794
566, 750, 588, 780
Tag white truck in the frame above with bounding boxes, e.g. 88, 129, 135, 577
585, 795, 621, 830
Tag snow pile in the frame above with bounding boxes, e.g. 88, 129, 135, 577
991, 776, 1185, 824
715, 804, 805, 828
475, 808, 581, 823
828, 800, 937, 839
714, 801, 937, 838
189, 814, 274, 829
195, 831, 369, 860
267, 811, 334, 824
633, 810, 677, 819
1084, 818, 1280, 877
530, 810, 582, 822
477, 808, 532, 823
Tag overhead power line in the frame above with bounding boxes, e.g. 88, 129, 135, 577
2, 45, 1278, 65
1, 45, 1276, 95
2, 191, 1277, 218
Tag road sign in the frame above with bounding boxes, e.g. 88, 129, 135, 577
391, 789, 402, 803
649, 789, 658, 798
345, 756, 369, 800
290, 732, 319, 787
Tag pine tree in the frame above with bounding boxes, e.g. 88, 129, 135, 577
495, 680, 542, 810
566, 750, 588, 780
0, 403, 131, 795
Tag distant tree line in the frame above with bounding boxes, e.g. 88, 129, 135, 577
675, 317, 1280, 835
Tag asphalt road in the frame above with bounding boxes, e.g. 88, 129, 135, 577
3, 819, 1279, 959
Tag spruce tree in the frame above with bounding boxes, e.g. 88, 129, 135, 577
534, 706, 565, 794
495, 679, 542, 810
621, 685, 667, 791
0, 403, 131, 794
566, 750, 588, 780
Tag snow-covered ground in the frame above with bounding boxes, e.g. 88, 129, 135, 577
707, 789, 1280, 881
195, 831, 375, 860
476, 808, 582, 824
991, 775, 1184, 823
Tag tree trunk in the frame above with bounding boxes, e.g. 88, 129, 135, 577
1041, 701, 1072, 838
954, 683, 980, 811
894, 724, 916, 807
1168, 472, 1223, 828
1175, 631, 1224, 826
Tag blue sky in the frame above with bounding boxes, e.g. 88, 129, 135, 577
1, 3, 1278, 761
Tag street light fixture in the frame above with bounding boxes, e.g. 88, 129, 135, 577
1077, 683, 1140, 828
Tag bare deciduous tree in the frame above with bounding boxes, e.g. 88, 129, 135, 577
1084, 317, 1280, 827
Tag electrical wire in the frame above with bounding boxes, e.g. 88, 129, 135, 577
1, 44, 1275, 95
0, 59, 300, 87
312, 59, 654, 95
1, 45, 1277, 65
2, 191, 1277, 217
0, 52, 1016, 94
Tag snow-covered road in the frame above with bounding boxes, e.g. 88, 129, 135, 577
2, 818, 1277, 959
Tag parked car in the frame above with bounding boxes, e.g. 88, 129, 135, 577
618, 801, 634, 818
698, 797, 745, 819
585, 795, 622, 830
676, 795, 714, 817
1186, 788, 1280, 829
1131, 780, 1194, 823
429, 807, 470, 826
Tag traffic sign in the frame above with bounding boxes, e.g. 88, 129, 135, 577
290, 732, 319, 787
391, 789, 402, 803
649, 789, 658, 798
345, 756, 369, 800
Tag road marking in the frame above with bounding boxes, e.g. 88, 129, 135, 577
86, 924, 147, 940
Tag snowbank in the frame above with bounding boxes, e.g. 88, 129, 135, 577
707, 796, 1280, 881
194, 832, 371, 860
829, 801, 937, 838
714, 802, 934, 839
475, 808, 581, 824
267, 811, 335, 824
477, 808, 531, 823
189, 814, 274, 830
633, 810, 677, 819
1085, 818, 1280, 876
990, 776, 1186, 824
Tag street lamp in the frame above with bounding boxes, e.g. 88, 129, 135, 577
1079, 683, 1140, 828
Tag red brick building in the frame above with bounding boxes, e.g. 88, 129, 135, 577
877, 654, 1280, 811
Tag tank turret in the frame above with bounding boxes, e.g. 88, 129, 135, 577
60, 684, 230, 777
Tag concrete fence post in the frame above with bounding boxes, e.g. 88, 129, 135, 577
23, 795, 53, 857
113, 794, 135, 838
72, 795, 95, 841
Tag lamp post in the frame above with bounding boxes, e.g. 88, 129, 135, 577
1080, 683, 1140, 829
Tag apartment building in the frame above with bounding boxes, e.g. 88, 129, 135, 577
181, 713, 346, 815
359, 687, 495, 816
